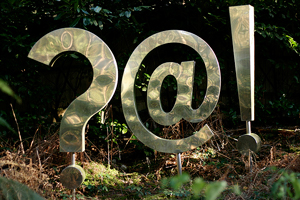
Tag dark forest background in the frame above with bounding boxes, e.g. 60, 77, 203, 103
1, 0, 300, 199
1, 0, 299, 138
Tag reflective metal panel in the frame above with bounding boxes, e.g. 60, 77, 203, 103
147, 61, 195, 125
121, 30, 221, 153
28, 28, 118, 152
60, 164, 86, 189
229, 5, 255, 121
236, 133, 261, 155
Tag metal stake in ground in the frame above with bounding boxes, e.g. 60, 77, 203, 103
176, 153, 182, 175
71, 153, 76, 200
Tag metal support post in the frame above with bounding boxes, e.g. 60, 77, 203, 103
72, 153, 76, 200
246, 121, 251, 134
176, 153, 182, 175
245, 122, 253, 172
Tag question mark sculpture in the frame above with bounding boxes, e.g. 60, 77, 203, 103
229, 5, 261, 162
121, 30, 221, 174
28, 28, 118, 190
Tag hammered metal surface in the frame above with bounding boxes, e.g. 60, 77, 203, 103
121, 30, 221, 153
147, 61, 195, 125
237, 133, 261, 155
60, 164, 86, 189
28, 28, 118, 152
229, 5, 255, 121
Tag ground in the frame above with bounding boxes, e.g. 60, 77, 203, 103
1, 122, 300, 199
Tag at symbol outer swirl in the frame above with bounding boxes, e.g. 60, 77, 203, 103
121, 30, 221, 153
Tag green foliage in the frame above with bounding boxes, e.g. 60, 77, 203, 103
54, 0, 150, 34
205, 181, 228, 200
285, 35, 299, 55
255, 87, 300, 125
161, 173, 235, 199
60, 193, 93, 200
0, 118, 14, 134
268, 94, 299, 116
272, 171, 300, 199
224, 108, 239, 126
0, 79, 20, 133
81, 162, 153, 198
95, 110, 128, 145
256, 22, 299, 57
126, 185, 152, 198
0, 176, 44, 200
161, 173, 190, 191
135, 64, 151, 92
82, 162, 120, 194
0, 79, 21, 104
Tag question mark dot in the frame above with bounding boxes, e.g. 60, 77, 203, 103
60, 165, 86, 189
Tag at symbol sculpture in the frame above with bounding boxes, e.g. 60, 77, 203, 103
121, 30, 221, 154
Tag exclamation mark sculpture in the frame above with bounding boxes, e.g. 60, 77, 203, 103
229, 5, 261, 158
